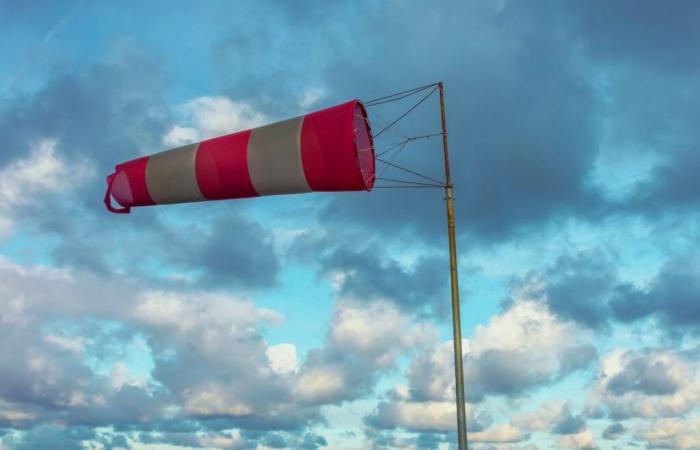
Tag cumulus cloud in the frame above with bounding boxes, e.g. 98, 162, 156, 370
0, 140, 93, 237
0, 258, 322, 436
365, 286, 595, 439
588, 348, 700, 419
556, 430, 598, 450
464, 289, 596, 401
512, 401, 586, 436
290, 231, 448, 314
470, 424, 529, 444
295, 299, 435, 405
602, 422, 625, 440
610, 257, 700, 335
636, 416, 700, 450
162, 96, 267, 146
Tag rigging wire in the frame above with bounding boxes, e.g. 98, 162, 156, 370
375, 177, 443, 187
373, 86, 438, 138
372, 185, 442, 189
376, 157, 444, 185
356, 111, 409, 140
361, 82, 446, 190
375, 140, 410, 180
363, 82, 438, 106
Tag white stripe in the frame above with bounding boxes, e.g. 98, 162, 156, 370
246, 116, 311, 196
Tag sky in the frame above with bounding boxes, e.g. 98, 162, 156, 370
0, 1, 699, 449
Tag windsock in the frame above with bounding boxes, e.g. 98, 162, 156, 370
104, 100, 375, 213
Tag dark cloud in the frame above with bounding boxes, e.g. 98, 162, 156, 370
0, 51, 170, 171
211, 0, 700, 246
516, 250, 700, 337
464, 346, 595, 402
606, 354, 680, 396
174, 215, 280, 289
610, 261, 700, 335
563, 0, 700, 69
2, 425, 96, 450
552, 412, 586, 435
541, 252, 617, 329
305, 1, 607, 243
602, 422, 626, 440
290, 231, 448, 315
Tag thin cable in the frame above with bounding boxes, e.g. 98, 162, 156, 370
375, 141, 409, 179
376, 140, 410, 157
376, 157, 445, 185
364, 82, 438, 106
372, 185, 443, 189
374, 86, 438, 139
357, 110, 409, 140
375, 177, 443, 187
365, 88, 436, 107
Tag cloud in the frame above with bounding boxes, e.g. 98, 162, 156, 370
174, 215, 280, 289
464, 290, 596, 401
0, 139, 93, 238
512, 401, 587, 436
602, 422, 625, 440
365, 287, 595, 440
636, 416, 700, 450
290, 231, 448, 314
0, 258, 323, 436
610, 257, 700, 335
162, 96, 268, 146
540, 251, 617, 330
470, 424, 529, 444
311, 0, 609, 243
519, 250, 700, 337
366, 400, 469, 433
295, 299, 435, 405
588, 348, 700, 419
417, 294, 594, 404
556, 430, 598, 450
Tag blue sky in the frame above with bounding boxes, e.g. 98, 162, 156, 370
1, 1, 699, 449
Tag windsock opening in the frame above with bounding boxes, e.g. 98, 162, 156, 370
353, 101, 375, 191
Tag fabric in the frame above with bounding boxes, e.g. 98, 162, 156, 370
105, 99, 374, 213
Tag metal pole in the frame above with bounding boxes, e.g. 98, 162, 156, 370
438, 81, 468, 450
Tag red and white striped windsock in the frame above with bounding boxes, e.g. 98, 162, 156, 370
104, 100, 375, 213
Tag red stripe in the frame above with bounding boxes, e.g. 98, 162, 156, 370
112, 156, 155, 207
301, 100, 367, 191
195, 130, 259, 200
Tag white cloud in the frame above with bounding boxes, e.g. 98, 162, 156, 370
557, 430, 598, 450
182, 383, 253, 416
469, 291, 583, 360
0, 139, 93, 237
294, 299, 436, 404
0, 259, 320, 429
162, 96, 268, 146
295, 367, 346, 404
369, 400, 459, 432
299, 87, 326, 109
587, 348, 700, 419
329, 300, 433, 365
637, 416, 700, 450
405, 292, 594, 405
512, 400, 576, 432
365, 289, 594, 439
161, 125, 199, 147
471, 423, 529, 443
266, 343, 298, 375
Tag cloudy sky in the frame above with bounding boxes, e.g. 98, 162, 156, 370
1, 1, 699, 449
